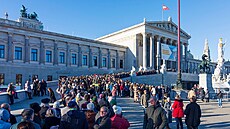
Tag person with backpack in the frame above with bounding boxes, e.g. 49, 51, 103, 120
59, 101, 88, 129
143, 96, 167, 129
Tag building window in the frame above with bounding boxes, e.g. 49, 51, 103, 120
47, 75, 52, 81
82, 55, 87, 66
72, 53, 77, 65
93, 56, 97, 66
120, 59, 124, 68
16, 74, 22, 86
0, 73, 4, 85
111, 58, 115, 68
46, 50, 52, 63
0, 45, 5, 58
59, 52, 65, 64
31, 49, 38, 61
15, 47, 22, 60
102, 57, 107, 67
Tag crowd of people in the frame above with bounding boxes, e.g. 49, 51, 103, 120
1, 73, 132, 129
1, 71, 227, 129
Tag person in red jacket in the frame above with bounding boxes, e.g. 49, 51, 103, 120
172, 94, 184, 129
110, 105, 130, 129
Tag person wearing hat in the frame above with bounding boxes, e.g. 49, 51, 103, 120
10, 108, 41, 129
59, 101, 88, 129
1, 103, 17, 125
85, 103, 96, 129
40, 98, 50, 120
0, 108, 11, 129
110, 105, 130, 129
30, 102, 42, 127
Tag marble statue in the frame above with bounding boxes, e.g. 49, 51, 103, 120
213, 38, 225, 82
160, 63, 166, 74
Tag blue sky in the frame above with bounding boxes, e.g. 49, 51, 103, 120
1, 0, 230, 62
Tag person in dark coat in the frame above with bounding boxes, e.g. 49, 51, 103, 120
1, 103, 17, 125
39, 98, 50, 120
184, 96, 201, 129
217, 90, 223, 108
143, 96, 167, 129
30, 102, 42, 127
59, 101, 88, 129
7, 83, 15, 105
48, 88, 56, 103
94, 106, 111, 129
85, 103, 96, 129
42, 108, 60, 129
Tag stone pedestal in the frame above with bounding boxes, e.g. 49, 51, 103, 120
199, 74, 214, 92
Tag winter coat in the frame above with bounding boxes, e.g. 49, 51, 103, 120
184, 102, 201, 127
143, 105, 167, 129
141, 94, 149, 108
59, 109, 88, 129
172, 99, 184, 118
94, 115, 111, 129
43, 117, 60, 129
85, 110, 96, 129
110, 114, 130, 129
0, 120, 11, 129
164, 102, 172, 123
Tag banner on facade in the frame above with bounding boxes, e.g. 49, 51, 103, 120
161, 44, 177, 61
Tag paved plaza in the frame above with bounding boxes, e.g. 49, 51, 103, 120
9, 92, 230, 129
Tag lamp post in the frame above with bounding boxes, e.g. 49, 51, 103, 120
176, 0, 182, 90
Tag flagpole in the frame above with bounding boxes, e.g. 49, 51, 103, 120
177, 0, 182, 90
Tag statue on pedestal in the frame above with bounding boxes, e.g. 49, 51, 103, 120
213, 38, 226, 83
199, 54, 210, 73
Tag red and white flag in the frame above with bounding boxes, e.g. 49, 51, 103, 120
162, 5, 169, 10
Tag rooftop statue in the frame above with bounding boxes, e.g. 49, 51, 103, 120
28, 12, 38, 20
20, 5, 28, 18
199, 54, 210, 73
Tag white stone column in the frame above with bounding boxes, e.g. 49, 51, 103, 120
7, 33, 13, 62
39, 39, 45, 64
142, 33, 147, 70
150, 35, 155, 69
156, 36, 161, 72
53, 41, 58, 65
116, 50, 119, 70
98, 47, 102, 68
184, 43, 188, 73
107, 49, 111, 69
66, 43, 70, 66
24, 36, 30, 63
78, 45, 82, 67
135, 35, 139, 69
88, 46, 92, 68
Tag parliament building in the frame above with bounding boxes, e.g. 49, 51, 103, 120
1, 11, 230, 88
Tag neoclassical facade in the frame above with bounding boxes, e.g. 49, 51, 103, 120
0, 17, 128, 85
97, 18, 191, 72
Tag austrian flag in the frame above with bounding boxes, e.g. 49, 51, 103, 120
162, 5, 169, 10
